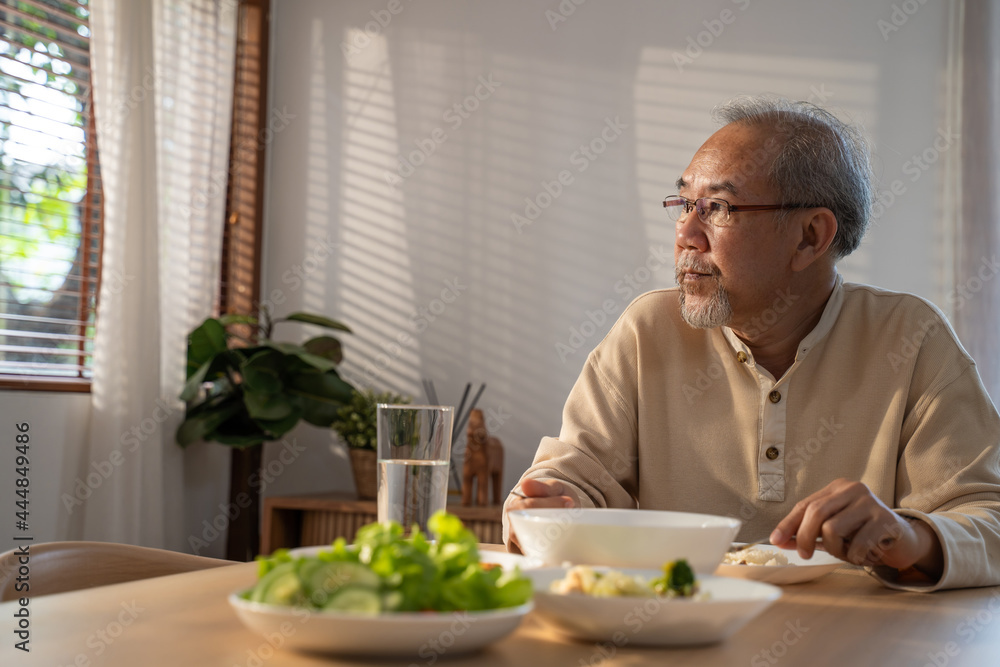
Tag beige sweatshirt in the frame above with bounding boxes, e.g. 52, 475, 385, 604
504, 277, 1000, 591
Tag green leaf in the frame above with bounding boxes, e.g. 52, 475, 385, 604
303, 336, 344, 364
187, 318, 228, 375
241, 350, 285, 394
244, 388, 296, 421
288, 370, 355, 427
176, 416, 207, 448
267, 341, 306, 355
252, 409, 304, 438
300, 398, 341, 428
295, 351, 338, 372
179, 359, 212, 402
261, 342, 338, 372
283, 312, 353, 333
175, 398, 243, 447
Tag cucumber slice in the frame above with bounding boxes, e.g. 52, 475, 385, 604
307, 561, 380, 606
296, 558, 326, 584
250, 562, 303, 606
322, 586, 382, 614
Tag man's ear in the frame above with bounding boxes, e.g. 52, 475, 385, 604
791, 208, 838, 272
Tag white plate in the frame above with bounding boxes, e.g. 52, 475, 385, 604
714, 544, 845, 584
525, 568, 780, 647
229, 594, 532, 657
230, 548, 531, 656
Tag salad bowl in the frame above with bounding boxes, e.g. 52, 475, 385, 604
229, 514, 533, 656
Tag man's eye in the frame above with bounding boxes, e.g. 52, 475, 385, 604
706, 201, 726, 213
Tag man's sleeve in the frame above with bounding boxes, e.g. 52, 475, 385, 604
502, 341, 640, 547
871, 363, 1000, 591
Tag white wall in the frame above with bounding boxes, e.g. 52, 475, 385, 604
0, 390, 236, 558
0, 392, 90, 555
260, 0, 954, 501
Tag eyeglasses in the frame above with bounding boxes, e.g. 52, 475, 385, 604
663, 195, 809, 228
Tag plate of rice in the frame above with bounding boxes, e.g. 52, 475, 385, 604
715, 544, 845, 585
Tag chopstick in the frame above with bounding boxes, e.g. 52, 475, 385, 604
451, 382, 472, 446
434, 380, 486, 489
453, 382, 486, 441
422, 378, 439, 406
728, 536, 826, 553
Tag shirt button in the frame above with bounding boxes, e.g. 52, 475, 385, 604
766, 447, 780, 460
736, 351, 748, 363
769, 390, 781, 404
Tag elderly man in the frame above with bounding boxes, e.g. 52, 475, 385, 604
504, 96, 1000, 591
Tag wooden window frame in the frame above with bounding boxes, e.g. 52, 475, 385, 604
219, 0, 269, 322
219, 0, 270, 561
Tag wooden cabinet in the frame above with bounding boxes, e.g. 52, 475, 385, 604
261, 492, 504, 554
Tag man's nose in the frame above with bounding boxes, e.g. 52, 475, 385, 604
675, 208, 709, 252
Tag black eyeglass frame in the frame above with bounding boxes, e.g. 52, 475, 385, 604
663, 195, 811, 226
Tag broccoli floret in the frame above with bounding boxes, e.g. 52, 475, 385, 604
653, 559, 697, 597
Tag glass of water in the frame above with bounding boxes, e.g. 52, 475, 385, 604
376, 404, 454, 533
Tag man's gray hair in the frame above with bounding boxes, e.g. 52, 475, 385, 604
713, 96, 875, 259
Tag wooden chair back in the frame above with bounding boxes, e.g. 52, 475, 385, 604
0, 541, 234, 602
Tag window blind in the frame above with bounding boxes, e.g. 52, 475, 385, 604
0, 0, 102, 388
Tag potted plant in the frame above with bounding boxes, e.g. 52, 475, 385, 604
331, 388, 410, 500
176, 308, 354, 560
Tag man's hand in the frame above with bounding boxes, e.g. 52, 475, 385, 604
770, 478, 944, 578
506, 479, 576, 554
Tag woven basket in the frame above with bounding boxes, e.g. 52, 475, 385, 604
348, 448, 378, 500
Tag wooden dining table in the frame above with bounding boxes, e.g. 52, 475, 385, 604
3, 550, 1000, 667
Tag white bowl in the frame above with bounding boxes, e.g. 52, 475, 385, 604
525, 567, 781, 646
508, 508, 741, 573
715, 543, 845, 585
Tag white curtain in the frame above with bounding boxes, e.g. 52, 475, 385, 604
63, 0, 238, 549
952, 0, 1000, 401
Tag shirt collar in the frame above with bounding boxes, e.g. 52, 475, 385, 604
721, 272, 845, 365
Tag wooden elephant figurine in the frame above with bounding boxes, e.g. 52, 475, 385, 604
461, 408, 504, 506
